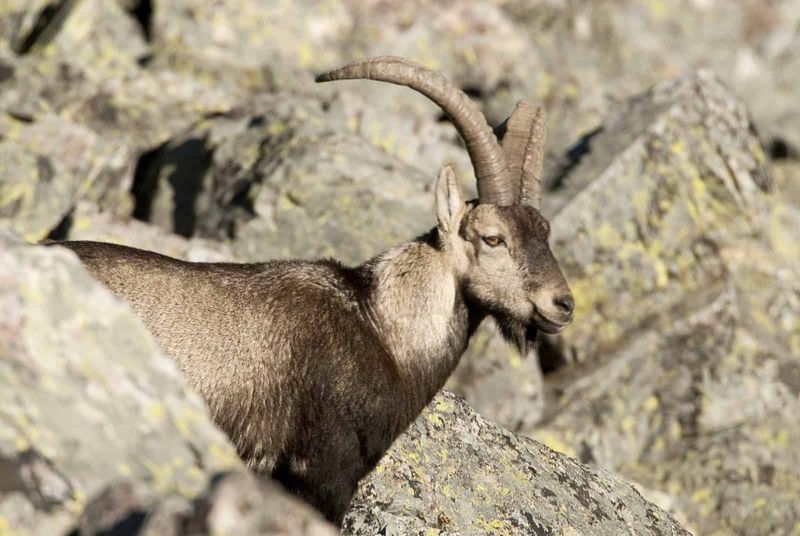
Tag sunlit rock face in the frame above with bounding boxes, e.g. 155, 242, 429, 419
1, 0, 799, 533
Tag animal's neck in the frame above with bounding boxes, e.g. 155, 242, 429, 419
361, 232, 476, 413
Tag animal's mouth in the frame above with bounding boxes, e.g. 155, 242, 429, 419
532, 306, 572, 334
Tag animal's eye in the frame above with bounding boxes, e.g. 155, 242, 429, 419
482, 235, 505, 247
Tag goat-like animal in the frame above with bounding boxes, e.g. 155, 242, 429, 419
56, 56, 574, 525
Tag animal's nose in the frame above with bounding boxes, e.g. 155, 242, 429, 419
553, 294, 574, 316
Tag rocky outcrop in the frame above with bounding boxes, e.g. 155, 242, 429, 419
133, 94, 435, 265
0, 112, 134, 241
531, 72, 800, 535
0, 236, 235, 533
0, 236, 337, 534
344, 390, 690, 535
1, 1, 799, 534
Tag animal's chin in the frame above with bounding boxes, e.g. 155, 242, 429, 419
496, 316, 540, 356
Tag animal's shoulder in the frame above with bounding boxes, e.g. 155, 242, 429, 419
247, 259, 369, 307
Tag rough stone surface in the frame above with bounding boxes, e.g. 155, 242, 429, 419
0, 112, 134, 241
529, 72, 800, 535
0, 1, 798, 534
548, 70, 772, 361
137, 94, 435, 265
0, 236, 241, 534
500, 0, 800, 157
0, 236, 338, 534
0, 0, 237, 152
75, 471, 338, 536
344, 390, 690, 536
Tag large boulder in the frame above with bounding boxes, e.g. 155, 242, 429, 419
0, 236, 241, 533
134, 94, 436, 265
499, 0, 800, 156
0, 110, 135, 241
548, 69, 772, 360
344, 390, 690, 535
528, 72, 800, 535
150, 0, 346, 95
0, 0, 238, 153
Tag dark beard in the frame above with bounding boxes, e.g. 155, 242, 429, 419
495, 315, 539, 357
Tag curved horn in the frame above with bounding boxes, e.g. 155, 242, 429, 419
316, 56, 514, 206
497, 100, 547, 208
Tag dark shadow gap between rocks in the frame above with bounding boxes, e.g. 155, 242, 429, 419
166, 138, 212, 237
549, 126, 604, 192
130, 145, 164, 224
131, 137, 213, 237
13, 0, 78, 55
768, 138, 798, 160
125, 0, 153, 42
46, 207, 74, 241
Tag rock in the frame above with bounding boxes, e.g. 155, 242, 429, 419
0, 0, 237, 152
497, 0, 800, 168
0, 236, 241, 534
343, 390, 690, 535
771, 159, 800, 207
7, 0, 798, 172
136, 94, 435, 265
547, 70, 771, 359
63, 200, 237, 262
527, 72, 800, 534
74, 471, 338, 536
0, 113, 134, 241
316, 0, 538, 177
180, 472, 338, 536
150, 0, 350, 94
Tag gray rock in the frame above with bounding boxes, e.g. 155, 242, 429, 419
0, 236, 241, 534
75, 471, 338, 536
0, 0, 238, 152
344, 390, 690, 535
0, 113, 134, 241
150, 0, 347, 95
547, 70, 771, 360
528, 72, 800, 535
137, 94, 435, 265
480, 0, 800, 170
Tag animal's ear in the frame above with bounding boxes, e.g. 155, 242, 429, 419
435, 164, 465, 235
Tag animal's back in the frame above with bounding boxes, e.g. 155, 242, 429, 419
59, 241, 402, 516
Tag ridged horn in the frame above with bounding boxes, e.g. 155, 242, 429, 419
496, 100, 547, 208
316, 56, 514, 206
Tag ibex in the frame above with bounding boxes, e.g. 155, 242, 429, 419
55, 57, 574, 525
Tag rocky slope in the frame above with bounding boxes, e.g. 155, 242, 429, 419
1, 0, 799, 534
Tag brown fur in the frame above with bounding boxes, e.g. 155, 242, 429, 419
52, 166, 572, 525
